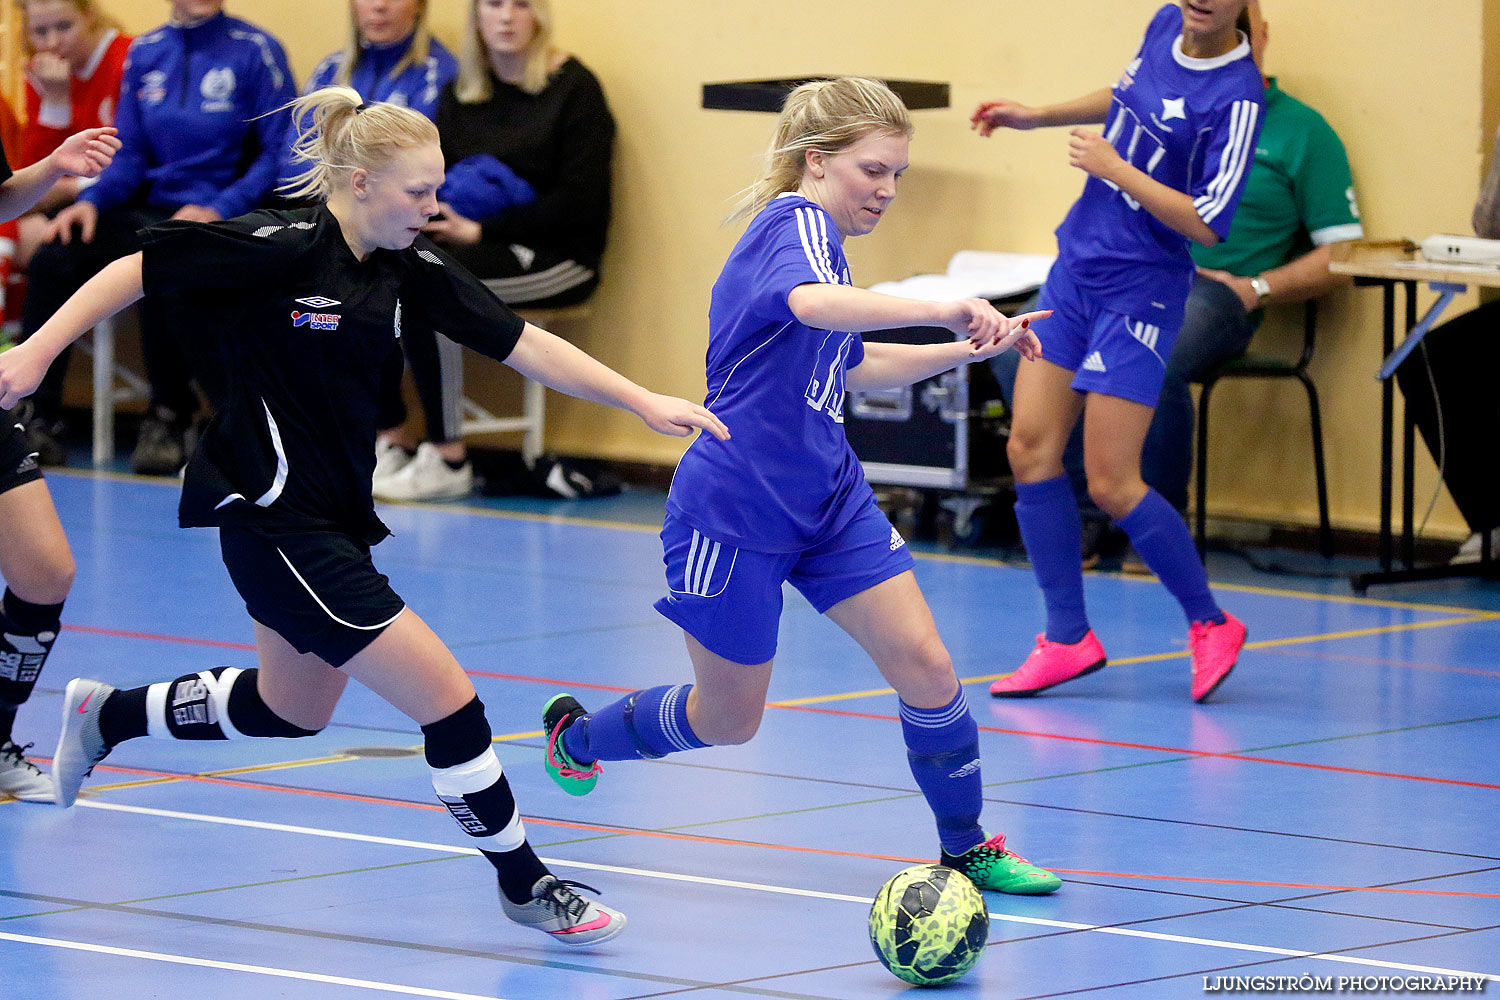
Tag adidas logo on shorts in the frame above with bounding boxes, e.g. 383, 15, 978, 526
1082, 351, 1107, 373
889, 526, 907, 551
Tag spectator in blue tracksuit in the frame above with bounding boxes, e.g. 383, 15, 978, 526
279, 1, 456, 189
22, 0, 293, 476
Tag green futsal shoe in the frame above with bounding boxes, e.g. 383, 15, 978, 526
941, 832, 1062, 895
542, 693, 600, 796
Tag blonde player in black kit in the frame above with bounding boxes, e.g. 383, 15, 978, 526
0, 87, 728, 945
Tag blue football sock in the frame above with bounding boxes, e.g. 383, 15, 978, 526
1115, 489, 1225, 625
901, 689, 984, 856
563, 684, 709, 763
1015, 475, 1089, 644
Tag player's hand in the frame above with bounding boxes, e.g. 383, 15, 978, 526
937, 297, 1007, 340
970, 99, 1040, 137
1195, 266, 1259, 313
171, 204, 222, 224
634, 393, 730, 441
45, 126, 121, 180
423, 203, 482, 246
1068, 128, 1123, 180
44, 199, 98, 245
967, 309, 1048, 362
0, 341, 51, 411
29, 52, 72, 102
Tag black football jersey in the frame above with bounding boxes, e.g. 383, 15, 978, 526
140, 205, 523, 541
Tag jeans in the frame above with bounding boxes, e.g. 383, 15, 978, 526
991, 275, 1259, 515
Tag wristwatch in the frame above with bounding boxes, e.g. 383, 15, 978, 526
1250, 275, 1271, 301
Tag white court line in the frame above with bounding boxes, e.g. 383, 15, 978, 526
0, 931, 508, 1000
62, 800, 1499, 984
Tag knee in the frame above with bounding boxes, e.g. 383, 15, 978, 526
1006, 429, 1057, 482
890, 634, 958, 705
18, 553, 76, 606
1085, 473, 1144, 521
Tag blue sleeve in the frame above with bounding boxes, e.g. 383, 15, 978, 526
1190, 94, 1265, 240
208, 35, 296, 219
749, 205, 844, 323
81, 48, 147, 212
407, 45, 458, 121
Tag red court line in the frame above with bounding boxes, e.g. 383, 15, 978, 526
64, 625, 1498, 790
62, 624, 257, 651
80, 764, 1495, 899
777, 704, 1500, 791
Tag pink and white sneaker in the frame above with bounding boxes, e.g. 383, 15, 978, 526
500, 875, 626, 945
1189, 611, 1247, 703
990, 631, 1107, 697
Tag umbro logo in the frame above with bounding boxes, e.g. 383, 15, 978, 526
295, 295, 341, 309
1082, 351, 1107, 372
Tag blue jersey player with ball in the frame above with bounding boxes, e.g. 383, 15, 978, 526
543, 77, 1062, 896
972, 0, 1264, 704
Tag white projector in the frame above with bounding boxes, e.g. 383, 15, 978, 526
1420, 234, 1500, 266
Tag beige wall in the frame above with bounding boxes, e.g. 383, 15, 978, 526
102, 1, 1495, 539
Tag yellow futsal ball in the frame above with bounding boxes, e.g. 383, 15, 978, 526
868, 863, 990, 987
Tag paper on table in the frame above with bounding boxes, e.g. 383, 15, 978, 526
867, 252, 1056, 301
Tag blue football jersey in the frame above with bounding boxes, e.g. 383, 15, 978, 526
1054, 3, 1265, 321
666, 193, 873, 553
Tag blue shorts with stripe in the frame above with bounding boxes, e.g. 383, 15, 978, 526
219, 525, 406, 667
653, 494, 915, 665
1035, 262, 1181, 407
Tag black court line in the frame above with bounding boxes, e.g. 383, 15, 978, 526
0, 888, 841, 1000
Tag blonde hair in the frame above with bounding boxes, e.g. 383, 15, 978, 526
279, 86, 439, 202
334, 0, 434, 90
17, 0, 122, 54
729, 77, 913, 223
455, 0, 560, 101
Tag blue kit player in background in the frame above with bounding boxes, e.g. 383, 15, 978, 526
541, 77, 1064, 896
971, 0, 1263, 703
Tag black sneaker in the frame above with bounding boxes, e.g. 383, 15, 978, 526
131, 412, 185, 475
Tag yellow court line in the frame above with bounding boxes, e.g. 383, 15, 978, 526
51, 468, 1496, 615
87, 754, 359, 795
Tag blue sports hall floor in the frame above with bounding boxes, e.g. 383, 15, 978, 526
2, 467, 1497, 998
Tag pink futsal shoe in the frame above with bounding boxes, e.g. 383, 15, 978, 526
990, 631, 1107, 697
1189, 611, 1247, 703
500, 875, 626, 945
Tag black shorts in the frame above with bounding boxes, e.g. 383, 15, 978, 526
219, 525, 406, 667
0, 419, 43, 496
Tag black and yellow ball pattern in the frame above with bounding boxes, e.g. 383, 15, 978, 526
868, 863, 990, 986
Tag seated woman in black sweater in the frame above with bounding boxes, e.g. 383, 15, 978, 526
373, 0, 615, 502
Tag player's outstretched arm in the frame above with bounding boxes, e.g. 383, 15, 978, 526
0, 253, 144, 410
970, 88, 1112, 137
504, 323, 729, 441
845, 299, 1047, 393
0, 126, 121, 223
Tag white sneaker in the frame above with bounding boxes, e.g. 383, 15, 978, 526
499, 875, 627, 945
1450, 527, 1500, 565
0, 739, 53, 802
372, 443, 472, 501
53, 677, 115, 808
371, 439, 414, 493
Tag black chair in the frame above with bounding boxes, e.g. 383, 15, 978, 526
1195, 299, 1333, 557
